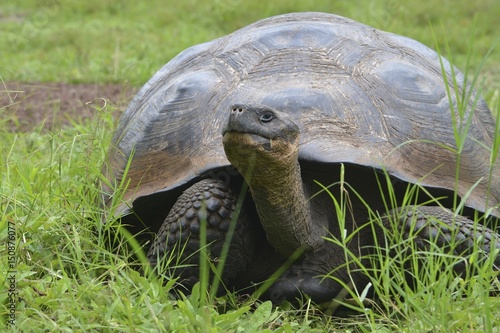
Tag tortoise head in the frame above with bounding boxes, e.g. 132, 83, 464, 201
222, 104, 300, 177
223, 104, 299, 141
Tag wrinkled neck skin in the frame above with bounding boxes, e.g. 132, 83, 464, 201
224, 134, 326, 257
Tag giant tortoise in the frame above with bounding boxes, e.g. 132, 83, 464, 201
102, 12, 500, 304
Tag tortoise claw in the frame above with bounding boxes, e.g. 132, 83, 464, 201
268, 274, 340, 305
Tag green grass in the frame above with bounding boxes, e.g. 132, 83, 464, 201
1, 0, 499, 94
1, 1, 500, 332
1, 99, 499, 331
321, 167, 500, 331
0, 110, 332, 330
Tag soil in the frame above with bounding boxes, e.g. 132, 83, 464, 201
1, 81, 138, 132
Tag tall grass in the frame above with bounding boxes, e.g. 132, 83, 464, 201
320, 171, 500, 331
1, 83, 499, 332
0, 96, 332, 331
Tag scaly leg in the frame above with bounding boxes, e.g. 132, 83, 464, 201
147, 178, 257, 292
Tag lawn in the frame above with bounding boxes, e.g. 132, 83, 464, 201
1, 1, 499, 332
2, 0, 499, 91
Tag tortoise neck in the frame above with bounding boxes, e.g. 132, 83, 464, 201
241, 146, 325, 257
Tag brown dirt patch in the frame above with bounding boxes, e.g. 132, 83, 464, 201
1, 81, 137, 132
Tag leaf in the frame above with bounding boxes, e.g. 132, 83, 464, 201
243, 301, 273, 332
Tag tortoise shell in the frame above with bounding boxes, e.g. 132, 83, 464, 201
103, 12, 499, 228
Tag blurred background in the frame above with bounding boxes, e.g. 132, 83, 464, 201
1, 0, 499, 129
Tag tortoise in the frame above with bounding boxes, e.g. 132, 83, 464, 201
102, 12, 500, 304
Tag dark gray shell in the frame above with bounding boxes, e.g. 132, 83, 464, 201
104, 12, 500, 221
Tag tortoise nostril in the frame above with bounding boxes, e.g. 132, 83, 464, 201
230, 106, 244, 113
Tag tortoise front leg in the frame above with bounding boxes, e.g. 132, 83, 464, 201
147, 178, 257, 293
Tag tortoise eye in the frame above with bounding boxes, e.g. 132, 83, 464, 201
260, 112, 274, 123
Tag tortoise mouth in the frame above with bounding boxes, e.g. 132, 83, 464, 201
222, 131, 272, 151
